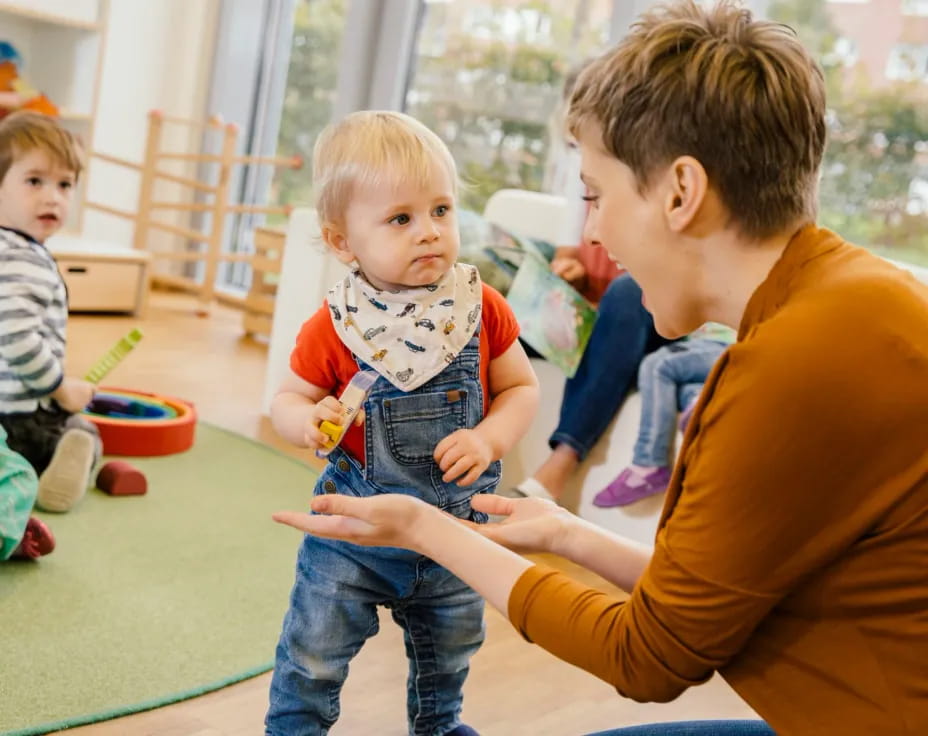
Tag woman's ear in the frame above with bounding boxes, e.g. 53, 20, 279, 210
321, 222, 356, 265
664, 156, 708, 233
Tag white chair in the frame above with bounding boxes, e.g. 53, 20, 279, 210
481, 188, 665, 545
482, 188, 571, 244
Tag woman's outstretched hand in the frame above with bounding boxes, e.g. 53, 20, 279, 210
273, 492, 575, 558
273, 493, 435, 551
467, 494, 573, 555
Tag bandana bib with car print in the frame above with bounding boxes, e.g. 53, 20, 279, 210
326, 262, 483, 391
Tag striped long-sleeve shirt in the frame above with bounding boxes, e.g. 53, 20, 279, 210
0, 227, 67, 413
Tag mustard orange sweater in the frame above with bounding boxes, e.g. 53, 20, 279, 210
509, 226, 928, 735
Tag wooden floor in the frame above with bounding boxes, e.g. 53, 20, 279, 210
54, 292, 754, 735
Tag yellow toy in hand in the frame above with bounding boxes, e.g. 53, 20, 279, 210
316, 370, 379, 459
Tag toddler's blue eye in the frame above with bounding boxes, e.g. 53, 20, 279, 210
390, 213, 410, 225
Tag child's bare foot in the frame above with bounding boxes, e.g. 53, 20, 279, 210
529, 444, 581, 501
11, 516, 56, 559
36, 428, 96, 512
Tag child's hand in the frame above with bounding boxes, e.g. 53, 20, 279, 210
433, 429, 493, 486
303, 396, 347, 450
550, 256, 586, 287
51, 377, 95, 412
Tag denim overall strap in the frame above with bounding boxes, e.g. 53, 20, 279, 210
330, 323, 500, 520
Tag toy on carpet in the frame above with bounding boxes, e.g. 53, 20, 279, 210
96, 461, 148, 496
85, 328, 144, 384
0, 42, 58, 119
83, 389, 196, 457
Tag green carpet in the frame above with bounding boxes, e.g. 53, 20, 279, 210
0, 423, 318, 736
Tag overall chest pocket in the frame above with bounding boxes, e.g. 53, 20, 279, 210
382, 389, 469, 465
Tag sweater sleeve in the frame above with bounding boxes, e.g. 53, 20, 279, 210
0, 256, 64, 396
507, 289, 926, 702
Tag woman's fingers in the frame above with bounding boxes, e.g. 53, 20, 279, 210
471, 493, 516, 516
272, 510, 370, 540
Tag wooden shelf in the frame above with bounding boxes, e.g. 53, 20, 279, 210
0, 3, 100, 31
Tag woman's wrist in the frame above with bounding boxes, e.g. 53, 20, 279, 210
547, 510, 584, 559
408, 501, 459, 556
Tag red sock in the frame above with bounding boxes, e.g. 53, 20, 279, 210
11, 517, 56, 559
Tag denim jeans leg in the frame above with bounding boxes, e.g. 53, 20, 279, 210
587, 720, 775, 736
266, 538, 383, 736
632, 348, 681, 467
550, 274, 672, 460
677, 381, 704, 411
390, 562, 485, 736
633, 340, 727, 466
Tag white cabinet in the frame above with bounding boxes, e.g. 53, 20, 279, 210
0, 0, 109, 230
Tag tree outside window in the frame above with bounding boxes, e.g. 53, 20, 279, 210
270, 0, 346, 225
404, 0, 612, 213
770, 0, 928, 266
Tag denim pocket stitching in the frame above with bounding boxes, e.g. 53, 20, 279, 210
382, 392, 468, 465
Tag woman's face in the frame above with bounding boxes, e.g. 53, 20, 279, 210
577, 123, 703, 339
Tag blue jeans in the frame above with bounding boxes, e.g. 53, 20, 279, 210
633, 339, 727, 467
551, 274, 674, 460
589, 721, 774, 735
267, 330, 496, 736
266, 525, 485, 736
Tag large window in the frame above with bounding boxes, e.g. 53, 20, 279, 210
769, 0, 928, 267
270, 0, 346, 223
403, 0, 614, 213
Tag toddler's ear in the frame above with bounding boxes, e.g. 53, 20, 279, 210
321, 223, 356, 265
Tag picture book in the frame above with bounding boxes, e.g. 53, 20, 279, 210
503, 249, 597, 377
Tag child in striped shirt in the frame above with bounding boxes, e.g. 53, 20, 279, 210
0, 112, 99, 559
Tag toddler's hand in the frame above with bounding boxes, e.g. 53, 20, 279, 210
433, 429, 493, 486
52, 377, 96, 413
303, 396, 347, 450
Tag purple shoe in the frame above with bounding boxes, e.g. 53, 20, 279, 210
593, 466, 672, 507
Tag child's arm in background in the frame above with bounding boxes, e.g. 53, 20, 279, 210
433, 341, 539, 486
270, 370, 346, 450
0, 268, 63, 396
0, 260, 93, 411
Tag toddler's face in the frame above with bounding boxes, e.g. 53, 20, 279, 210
0, 148, 75, 243
333, 162, 459, 291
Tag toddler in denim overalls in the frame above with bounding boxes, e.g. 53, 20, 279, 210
266, 111, 538, 736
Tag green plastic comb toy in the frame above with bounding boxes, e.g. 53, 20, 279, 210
84, 328, 144, 384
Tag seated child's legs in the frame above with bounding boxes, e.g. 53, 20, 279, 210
389, 562, 485, 736
0, 406, 100, 512
36, 429, 97, 512
38, 414, 100, 513
0, 405, 71, 473
267, 535, 413, 736
595, 340, 727, 508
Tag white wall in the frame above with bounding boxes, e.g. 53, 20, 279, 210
83, 0, 220, 249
